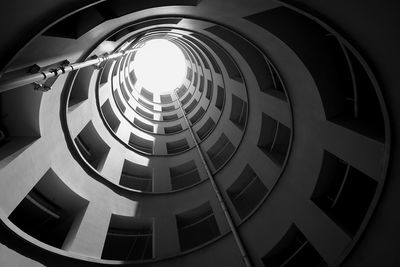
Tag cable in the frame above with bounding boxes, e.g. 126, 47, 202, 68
174, 90, 253, 267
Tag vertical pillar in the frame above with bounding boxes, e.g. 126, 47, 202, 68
64, 203, 112, 258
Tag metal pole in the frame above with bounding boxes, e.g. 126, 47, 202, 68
0, 48, 137, 93
174, 91, 252, 267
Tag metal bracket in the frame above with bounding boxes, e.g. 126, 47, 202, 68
89, 55, 102, 69
61, 60, 70, 66
93, 63, 105, 70
28, 64, 41, 74
33, 82, 52, 92
94, 54, 108, 70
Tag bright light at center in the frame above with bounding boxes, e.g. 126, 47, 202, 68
132, 39, 186, 94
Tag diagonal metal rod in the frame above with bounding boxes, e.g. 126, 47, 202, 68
0, 48, 137, 93
174, 90, 252, 267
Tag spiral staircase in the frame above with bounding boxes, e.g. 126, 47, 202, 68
0, 1, 398, 266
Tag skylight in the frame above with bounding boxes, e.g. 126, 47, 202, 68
132, 39, 186, 94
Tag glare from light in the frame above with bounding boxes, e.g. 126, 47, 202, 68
132, 39, 186, 94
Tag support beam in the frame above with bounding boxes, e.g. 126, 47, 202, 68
0, 49, 137, 93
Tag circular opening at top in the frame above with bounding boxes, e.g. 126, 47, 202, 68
132, 39, 186, 94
